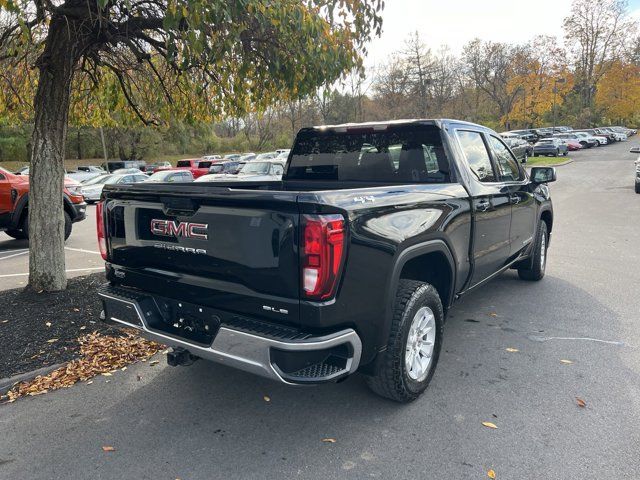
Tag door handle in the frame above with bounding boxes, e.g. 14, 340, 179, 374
476, 199, 490, 212
509, 195, 521, 204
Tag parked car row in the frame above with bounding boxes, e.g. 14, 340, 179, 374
501, 125, 636, 159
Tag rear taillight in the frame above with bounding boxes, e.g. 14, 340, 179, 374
301, 214, 346, 300
96, 201, 107, 260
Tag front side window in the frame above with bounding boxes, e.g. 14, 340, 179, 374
488, 136, 524, 182
456, 130, 496, 182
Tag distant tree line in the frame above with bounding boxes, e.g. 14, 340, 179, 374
1, 0, 638, 164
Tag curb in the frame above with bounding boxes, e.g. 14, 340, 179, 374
527, 159, 574, 168
0, 363, 63, 396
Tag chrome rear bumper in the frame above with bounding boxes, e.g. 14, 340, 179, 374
98, 285, 362, 384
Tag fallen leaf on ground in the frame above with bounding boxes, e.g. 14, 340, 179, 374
322, 438, 336, 443
73, 308, 80, 312
102, 446, 115, 452
149, 360, 160, 366
482, 422, 498, 429
136, 375, 142, 381
80, 326, 86, 330
488, 469, 496, 478
46, 338, 58, 343
560, 359, 573, 364
488, 313, 498, 317
45, 322, 52, 327
576, 397, 586, 408
86, 381, 93, 385
121, 366, 127, 371
1, 320, 8, 323
1, 332, 163, 402
505, 347, 519, 352
263, 395, 271, 402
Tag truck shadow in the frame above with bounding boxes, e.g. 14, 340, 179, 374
80, 270, 638, 478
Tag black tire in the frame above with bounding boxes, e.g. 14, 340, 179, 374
4, 229, 27, 240
522, 152, 528, 164
563, 150, 568, 156
553, 149, 559, 157
580, 141, 588, 148
19, 211, 72, 241
635, 182, 640, 194
518, 220, 548, 281
366, 280, 444, 403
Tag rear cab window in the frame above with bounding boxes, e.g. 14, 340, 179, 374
285, 124, 452, 184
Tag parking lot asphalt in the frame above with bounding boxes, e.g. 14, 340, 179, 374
0, 205, 103, 290
1, 140, 639, 479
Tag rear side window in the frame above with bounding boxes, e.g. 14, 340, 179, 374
198, 161, 212, 168
456, 130, 496, 182
176, 160, 192, 168
285, 125, 451, 183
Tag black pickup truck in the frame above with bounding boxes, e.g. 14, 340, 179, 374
97, 119, 556, 402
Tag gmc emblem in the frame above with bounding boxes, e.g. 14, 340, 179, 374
150, 219, 208, 240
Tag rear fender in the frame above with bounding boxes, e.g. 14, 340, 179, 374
361, 240, 455, 376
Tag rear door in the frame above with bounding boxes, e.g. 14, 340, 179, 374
455, 129, 512, 285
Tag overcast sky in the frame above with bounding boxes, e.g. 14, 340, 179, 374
364, 0, 640, 67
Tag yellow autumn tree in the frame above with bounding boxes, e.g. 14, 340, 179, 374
595, 61, 640, 123
507, 66, 573, 127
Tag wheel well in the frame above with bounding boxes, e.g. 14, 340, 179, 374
15, 200, 74, 227
63, 201, 74, 219
541, 210, 553, 234
399, 252, 453, 311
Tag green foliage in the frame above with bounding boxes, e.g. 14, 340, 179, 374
0, 1, 383, 127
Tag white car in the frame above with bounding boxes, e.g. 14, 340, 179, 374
231, 160, 285, 182
80, 173, 148, 203
573, 131, 603, 146
145, 170, 194, 183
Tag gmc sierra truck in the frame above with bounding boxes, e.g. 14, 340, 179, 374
97, 119, 556, 402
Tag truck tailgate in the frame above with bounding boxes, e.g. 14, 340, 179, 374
103, 186, 301, 322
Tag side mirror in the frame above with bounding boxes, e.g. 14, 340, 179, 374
531, 166, 556, 184
630, 146, 640, 154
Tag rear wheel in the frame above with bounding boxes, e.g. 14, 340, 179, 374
518, 220, 548, 281
553, 149, 559, 157
635, 182, 640, 194
366, 280, 444, 403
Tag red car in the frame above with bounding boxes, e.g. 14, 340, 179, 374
0, 166, 86, 240
565, 139, 583, 151
159, 158, 219, 179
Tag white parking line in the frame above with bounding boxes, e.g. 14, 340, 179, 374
0, 267, 104, 278
0, 250, 29, 261
64, 247, 101, 255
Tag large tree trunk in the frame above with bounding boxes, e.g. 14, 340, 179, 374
29, 14, 83, 291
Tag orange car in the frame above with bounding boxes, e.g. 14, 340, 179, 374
0, 166, 86, 240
